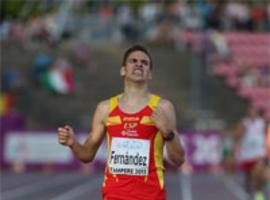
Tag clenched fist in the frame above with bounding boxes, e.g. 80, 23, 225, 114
58, 125, 75, 147
151, 105, 175, 138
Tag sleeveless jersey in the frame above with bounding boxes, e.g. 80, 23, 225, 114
102, 94, 166, 200
238, 117, 267, 162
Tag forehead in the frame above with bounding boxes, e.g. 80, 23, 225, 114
127, 51, 150, 61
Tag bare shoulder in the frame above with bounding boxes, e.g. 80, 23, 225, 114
96, 99, 110, 115
158, 98, 175, 111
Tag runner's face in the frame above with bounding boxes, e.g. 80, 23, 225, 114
121, 51, 152, 82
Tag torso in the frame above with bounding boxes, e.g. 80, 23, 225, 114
238, 117, 267, 162
102, 94, 166, 200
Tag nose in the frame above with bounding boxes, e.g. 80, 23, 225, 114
135, 60, 143, 68
136, 63, 143, 68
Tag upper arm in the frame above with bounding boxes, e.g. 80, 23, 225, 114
158, 99, 177, 127
84, 100, 110, 147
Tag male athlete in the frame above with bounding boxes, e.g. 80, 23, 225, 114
58, 45, 185, 200
234, 106, 268, 198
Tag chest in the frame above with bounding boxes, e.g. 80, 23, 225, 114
106, 108, 158, 139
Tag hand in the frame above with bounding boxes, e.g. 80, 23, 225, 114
58, 125, 75, 147
151, 106, 175, 138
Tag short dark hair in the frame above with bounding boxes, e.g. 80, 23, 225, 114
122, 45, 152, 69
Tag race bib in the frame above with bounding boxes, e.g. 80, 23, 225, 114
109, 137, 150, 176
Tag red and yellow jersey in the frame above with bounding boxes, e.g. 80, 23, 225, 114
102, 94, 166, 200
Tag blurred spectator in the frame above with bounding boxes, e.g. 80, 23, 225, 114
179, 2, 203, 31
197, 0, 215, 22
32, 52, 53, 85
205, 2, 223, 30
116, 5, 139, 42
9, 20, 27, 48
28, 14, 51, 45
139, 3, 160, 40
251, 3, 268, 31
1, 1, 268, 48
0, 19, 11, 41
139, 3, 160, 26
99, 5, 114, 40
1, 69, 24, 92
43, 12, 58, 43
72, 42, 96, 72
224, 1, 252, 31
209, 30, 230, 62
153, 2, 181, 46
240, 68, 261, 88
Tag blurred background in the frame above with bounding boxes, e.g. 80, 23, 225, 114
1, 0, 269, 200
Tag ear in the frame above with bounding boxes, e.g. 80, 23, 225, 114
120, 66, 125, 76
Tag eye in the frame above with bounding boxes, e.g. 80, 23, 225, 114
141, 60, 149, 66
130, 58, 137, 63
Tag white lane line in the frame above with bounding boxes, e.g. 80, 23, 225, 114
3, 173, 87, 200
50, 176, 102, 200
216, 174, 249, 200
179, 174, 192, 200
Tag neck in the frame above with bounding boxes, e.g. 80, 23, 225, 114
122, 80, 150, 102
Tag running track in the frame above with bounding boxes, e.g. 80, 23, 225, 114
1, 171, 248, 200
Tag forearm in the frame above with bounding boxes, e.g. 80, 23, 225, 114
70, 140, 97, 163
166, 131, 185, 166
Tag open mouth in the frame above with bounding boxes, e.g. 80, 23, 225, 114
133, 69, 143, 75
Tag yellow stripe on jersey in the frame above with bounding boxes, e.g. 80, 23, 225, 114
149, 95, 160, 110
106, 131, 119, 182
106, 116, 122, 126
154, 131, 165, 189
106, 132, 111, 165
102, 173, 107, 187
109, 95, 119, 112
140, 116, 155, 126
103, 132, 111, 187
